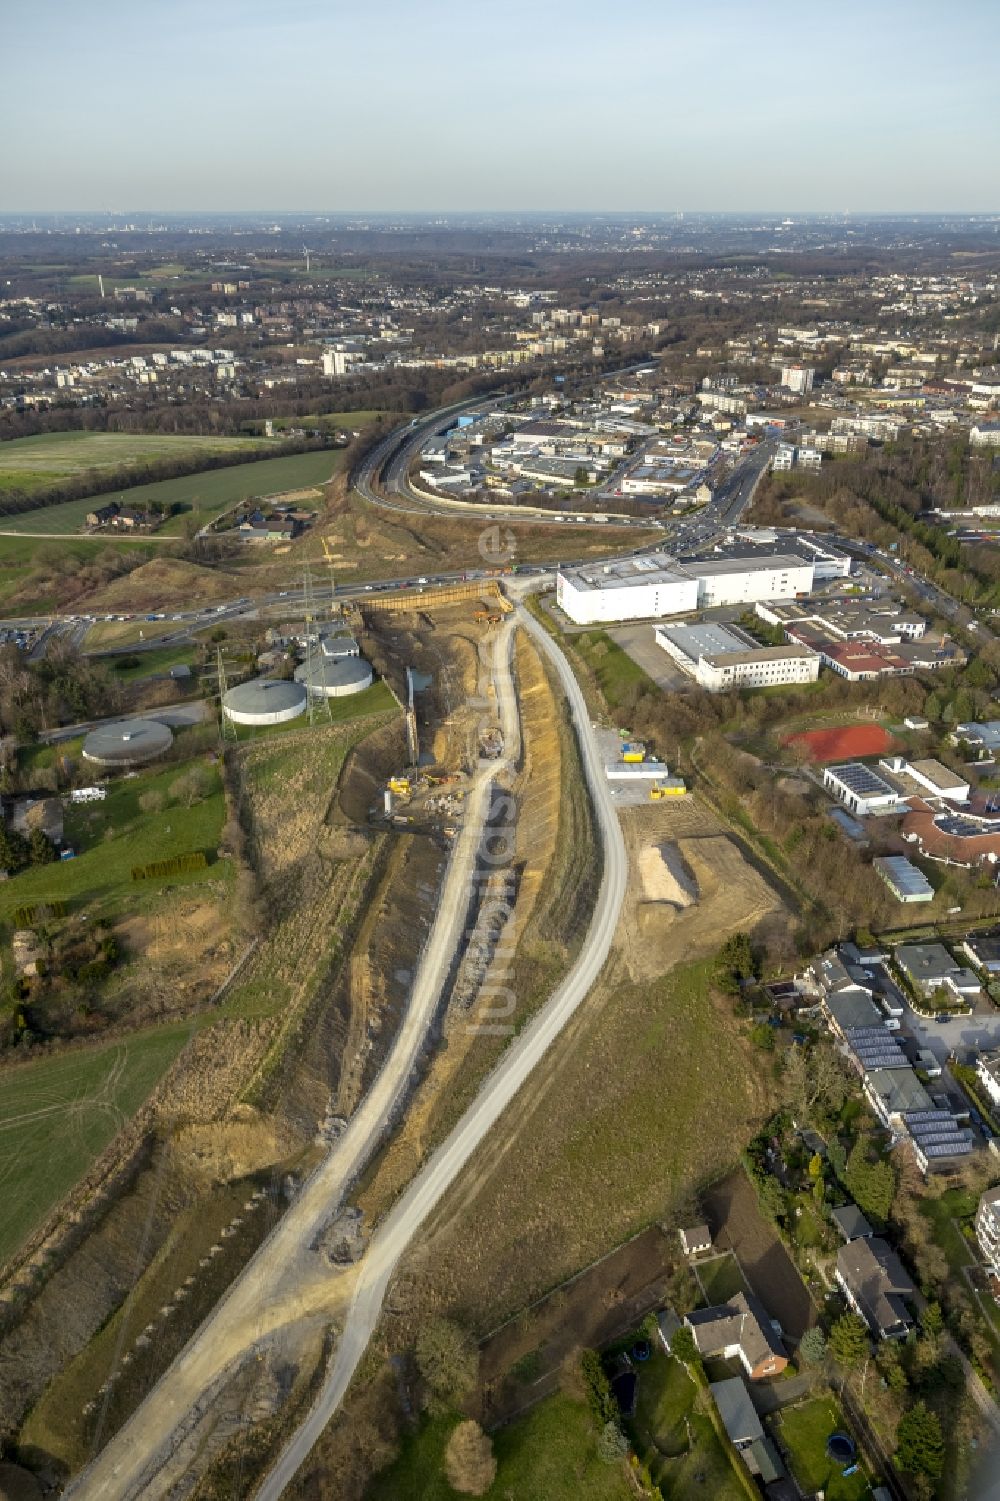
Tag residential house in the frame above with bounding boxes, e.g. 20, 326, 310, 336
86, 502, 121, 527
831, 1204, 874, 1243
894, 942, 982, 1003
710, 1377, 786, 1483
961, 931, 1000, 977
678, 1225, 713, 1257
685, 1292, 788, 1380
835, 1237, 915, 1339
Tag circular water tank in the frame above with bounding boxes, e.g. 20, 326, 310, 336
294, 655, 374, 699
222, 677, 307, 726
82, 717, 173, 767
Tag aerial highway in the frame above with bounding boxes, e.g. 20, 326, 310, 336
255, 596, 629, 1499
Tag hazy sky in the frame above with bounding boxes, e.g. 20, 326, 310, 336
3, 0, 998, 213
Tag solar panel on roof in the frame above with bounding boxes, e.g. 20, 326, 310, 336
830, 763, 897, 797
922, 1140, 972, 1159
910, 1130, 966, 1148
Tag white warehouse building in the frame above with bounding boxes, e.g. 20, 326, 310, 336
556, 555, 698, 625
556, 550, 814, 626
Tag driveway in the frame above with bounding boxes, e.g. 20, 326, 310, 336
899, 995, 1000, 1065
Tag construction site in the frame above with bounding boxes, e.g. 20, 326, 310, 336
1, 561, 798, 1501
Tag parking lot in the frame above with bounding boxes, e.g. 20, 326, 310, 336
607, 622, 691, 691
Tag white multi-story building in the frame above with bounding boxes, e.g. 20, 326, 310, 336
976, 1051, 1000, 1111
780, 364, 815, 394
975, 1187, 1000, 1277
556, 551, 815, 625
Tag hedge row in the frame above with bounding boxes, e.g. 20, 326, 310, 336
131, 851, 207, 881
12, 901, 67, 926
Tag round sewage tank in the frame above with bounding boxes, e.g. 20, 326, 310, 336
222, 677, 307, 726
82, 716, 173, 768
294, 655, 374, 699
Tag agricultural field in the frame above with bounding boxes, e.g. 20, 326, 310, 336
0, 430, 270, 500
368, 1397, 633, 1501
0, 1024, 191, 1264
0, 449, 341, 536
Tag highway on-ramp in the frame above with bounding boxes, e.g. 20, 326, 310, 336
255, 601, 628, 1498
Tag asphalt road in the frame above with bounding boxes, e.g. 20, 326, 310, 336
255, 600, 629, 1499
66, 620, 520, 1501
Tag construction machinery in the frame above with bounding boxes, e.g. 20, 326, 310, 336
388, 775, 412, 797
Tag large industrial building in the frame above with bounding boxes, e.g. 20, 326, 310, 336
654, 621, 820, 692
82, 717, 173, 767
556, 549, 815, 625
222, 678, 308, 727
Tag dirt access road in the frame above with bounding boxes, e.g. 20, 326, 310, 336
255, 600, 630, 1500
66, 618, 520, 1501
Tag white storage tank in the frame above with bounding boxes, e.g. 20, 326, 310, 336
222, 678, 307, 726
294, 655, 374, 699
82, 717, 173, 767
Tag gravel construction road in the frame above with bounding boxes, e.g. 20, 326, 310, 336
254, 601, 628, 1498
66, 619, 520, 1501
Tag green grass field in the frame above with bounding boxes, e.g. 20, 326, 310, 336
0, 532, 161, 613
630, 1350, 746, 1499
570, 629, 656, 713
369, 1397, 633, 1501
266, 408, 388, 433
0, 450, 340, 536
0, 756, 228, 925
0, 1024, 191, 1264
0, 430, 270, 500
108, 644, 198, 681
774, 1398, 870, 1501
697, 1252, 751, 1306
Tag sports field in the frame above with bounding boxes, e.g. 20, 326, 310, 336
0, 449, 340, 536
782, 723, 900, 762
0, 1025, 191, 1264
0, 430, 269, 500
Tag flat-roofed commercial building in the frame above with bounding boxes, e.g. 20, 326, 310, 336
873, 855, 934, 903
655, 621, 819, 692
823, 763, 904, 817
556, 550, 814, 625
556, 555, 698, 625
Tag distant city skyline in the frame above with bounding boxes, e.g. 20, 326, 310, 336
3, 0, 999, 214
